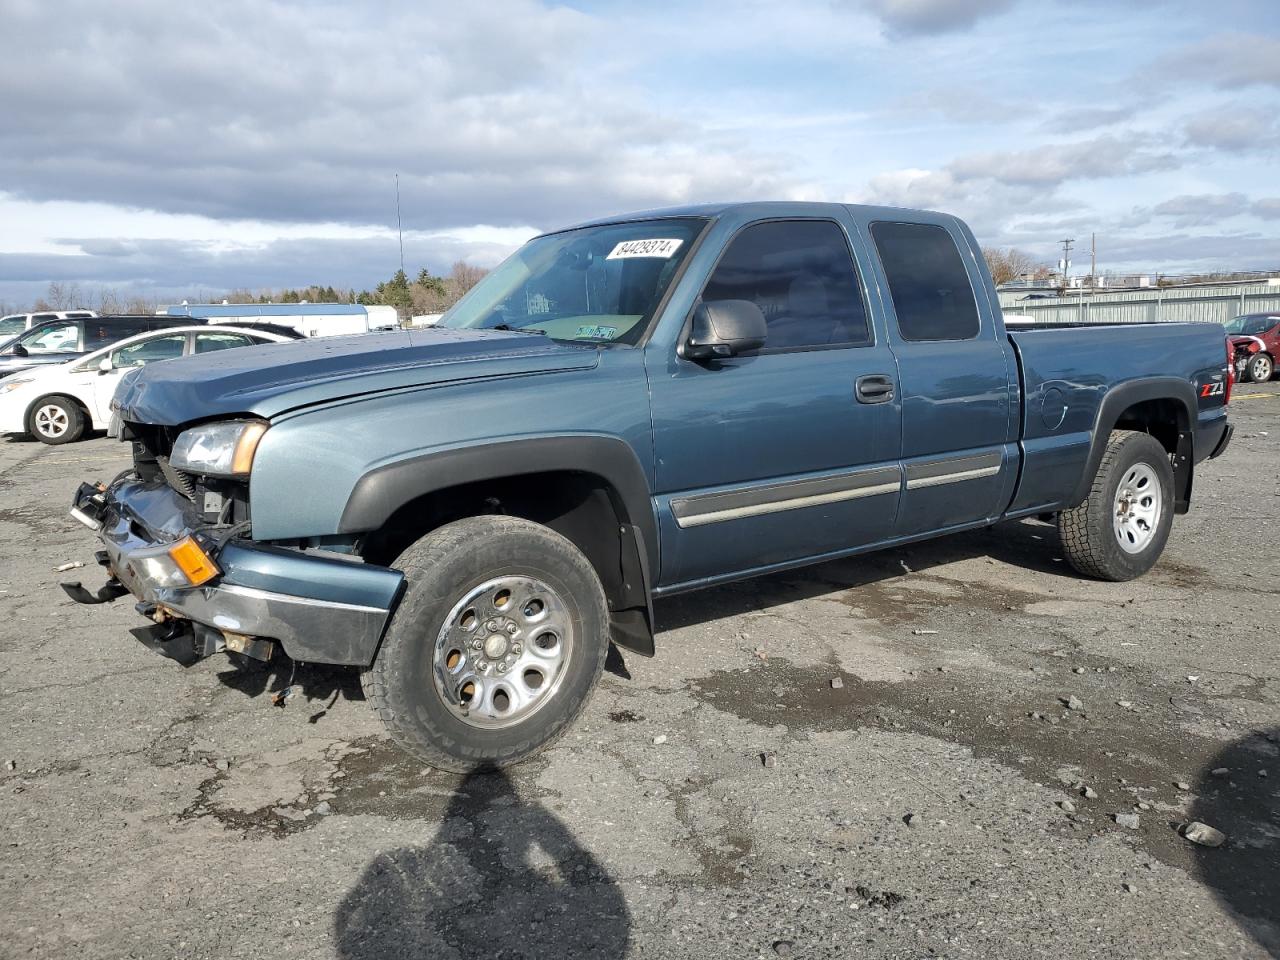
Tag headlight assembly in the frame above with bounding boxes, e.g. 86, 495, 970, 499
170, 420, 269, 477
0, 378, 34, 395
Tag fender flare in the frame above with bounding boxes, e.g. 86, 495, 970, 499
1067, 377, 1197, 512
337, 435, 658, 654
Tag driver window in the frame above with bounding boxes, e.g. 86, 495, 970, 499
23, 321, 79, 354
110, 334, 187, 368
701, 220, 872, 351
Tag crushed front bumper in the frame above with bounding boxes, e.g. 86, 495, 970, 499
69, 477, 404, 666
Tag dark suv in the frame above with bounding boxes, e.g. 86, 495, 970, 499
0, 316, 204, 378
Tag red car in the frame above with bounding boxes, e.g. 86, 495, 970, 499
1224, 312, 1280, 382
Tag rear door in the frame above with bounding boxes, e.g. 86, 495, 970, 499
863, 217, 1017, 537
647, 216, 902, 587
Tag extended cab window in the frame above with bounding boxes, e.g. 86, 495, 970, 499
871, 221, 980, 342
702, 220, 870, 350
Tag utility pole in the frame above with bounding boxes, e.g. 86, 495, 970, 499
1090, 233, 1096, 290
395, 173, 405, 275
1059, 238, 1074, 288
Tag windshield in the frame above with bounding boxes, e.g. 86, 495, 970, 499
440, 218, 707, 345
1223, 314, 1276, 336
0, 316, 25, 336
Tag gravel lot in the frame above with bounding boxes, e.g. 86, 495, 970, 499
2, 385, 1277, 959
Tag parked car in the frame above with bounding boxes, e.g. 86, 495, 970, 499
160, 303, 399, 337
0, 310, 98, 347
67, 201, 1232, 773
1223, 312, 1279, 382
0, 315, 204, 379
0, 326, 293, 443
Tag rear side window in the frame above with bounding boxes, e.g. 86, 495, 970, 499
701, 220, 871, 350
195, 332, 252, 353
871, 221, 980, 342
85, 321, 150, 348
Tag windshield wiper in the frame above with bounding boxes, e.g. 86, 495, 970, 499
491, 323, 546, 335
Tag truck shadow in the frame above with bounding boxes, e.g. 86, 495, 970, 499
333, 769, 631, 959
1188, 728, 1280, 957
655, 517, 1071, 632
214, 656, 364, 722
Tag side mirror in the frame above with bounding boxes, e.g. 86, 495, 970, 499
97, 357, 114, 374
685, 299, 767, 360
10, 343, 27, 357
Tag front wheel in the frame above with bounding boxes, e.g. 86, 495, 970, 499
1247, 353, 1274, 383
29, 396, 85, 444
1057, 430, 1174, 581
362, 515, 610, 772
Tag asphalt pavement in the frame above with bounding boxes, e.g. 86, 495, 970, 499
2, 384, 1277, 959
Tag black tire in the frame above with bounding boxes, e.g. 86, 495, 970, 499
362, 515, 610, 772
1057, 430, 1174, 581
27, 395, 85, 444
1247, 353, 1273, 383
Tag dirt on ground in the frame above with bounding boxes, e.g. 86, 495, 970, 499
1, 384, 1277, 959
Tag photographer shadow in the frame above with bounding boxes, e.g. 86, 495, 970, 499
334, 768, 631, 959
1189, 728, 1280, 957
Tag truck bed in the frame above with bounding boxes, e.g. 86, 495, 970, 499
1004, 322, 1230, 517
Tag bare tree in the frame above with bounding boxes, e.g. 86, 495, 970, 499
982, 247, 1045, 286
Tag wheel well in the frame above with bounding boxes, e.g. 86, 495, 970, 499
25, 393, 90, 430
1113, 398, 1185, 457
359, 470, 653, 653
1111, 397, 1193, 511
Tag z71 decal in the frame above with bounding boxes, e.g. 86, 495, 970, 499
1200, 381, 1225, 398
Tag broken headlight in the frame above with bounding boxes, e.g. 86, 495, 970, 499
170, 420, 269, 478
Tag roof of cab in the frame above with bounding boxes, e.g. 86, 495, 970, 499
553, 200, 948, 235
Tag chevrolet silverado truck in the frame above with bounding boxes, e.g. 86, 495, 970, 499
67, 202, 1234, 771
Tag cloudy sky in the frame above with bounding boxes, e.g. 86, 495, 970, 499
1, 0, 1278, 307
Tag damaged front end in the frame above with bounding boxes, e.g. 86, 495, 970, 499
67, 477, 405, 669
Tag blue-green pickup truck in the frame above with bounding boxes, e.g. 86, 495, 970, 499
68, 201, 1233, 771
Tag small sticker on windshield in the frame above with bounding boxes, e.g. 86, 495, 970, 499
576, 325, 618, 340
606, 238, 684, 259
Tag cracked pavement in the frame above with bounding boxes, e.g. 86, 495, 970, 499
1, 385, 1278, 959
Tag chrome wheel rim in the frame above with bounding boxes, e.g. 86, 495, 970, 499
34, 404, 69, 438
1113, 462, 1161, 554
1251, 357, 1271, 381
432, 575, 574, 729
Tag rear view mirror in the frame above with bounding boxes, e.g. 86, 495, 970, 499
98, 357, 113, 374
685, 299, 767, 360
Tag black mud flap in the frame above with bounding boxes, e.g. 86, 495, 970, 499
129, 621, 223, 667
61, 580, 129, 605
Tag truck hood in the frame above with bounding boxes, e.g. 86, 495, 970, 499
114, 327, 600, 426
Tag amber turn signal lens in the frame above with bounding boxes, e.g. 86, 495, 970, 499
167, 536, 220, 586
231, 421, 270, 476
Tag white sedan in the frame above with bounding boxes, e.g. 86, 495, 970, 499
0, 325, 293, 444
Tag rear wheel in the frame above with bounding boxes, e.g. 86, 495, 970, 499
29, 396, 85, 444
362, 515, 610, 772
1247, 353, 1274, 383
1057, 430, 1174, 581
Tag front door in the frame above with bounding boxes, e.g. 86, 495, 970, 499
648, 217, 902, 588
91, 332, 189, 422
863, 217, 1016, 538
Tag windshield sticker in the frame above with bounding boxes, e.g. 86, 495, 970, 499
606, 238, 684, 260
576, 324, 618, 340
